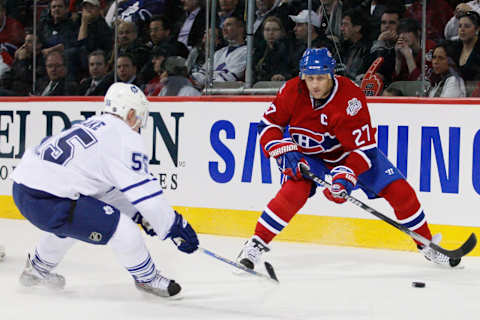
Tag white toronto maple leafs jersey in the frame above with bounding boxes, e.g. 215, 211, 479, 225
11, 114, 175, 238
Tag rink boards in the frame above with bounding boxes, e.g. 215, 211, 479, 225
1, 96, 480, 255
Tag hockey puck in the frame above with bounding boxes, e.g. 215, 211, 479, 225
412, 281, 426, 288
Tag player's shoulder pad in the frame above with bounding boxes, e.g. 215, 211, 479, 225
334, 77, 367, 118
337, 75, 363, 92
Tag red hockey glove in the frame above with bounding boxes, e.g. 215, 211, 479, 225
266, 141, 309, 181
266, 140, 298, 159
282, 156, 309, 181
323, 166, 358, 204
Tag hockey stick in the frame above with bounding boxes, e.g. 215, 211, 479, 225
172, 237, 278, 282
299, 163, 477, 260
198, 246, 279, 284
173, 237, 279, 283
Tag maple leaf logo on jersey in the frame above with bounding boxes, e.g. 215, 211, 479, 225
346, 98, 362, 116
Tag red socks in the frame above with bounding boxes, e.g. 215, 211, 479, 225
254, 179, 312, 244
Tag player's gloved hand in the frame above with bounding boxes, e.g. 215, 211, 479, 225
132, 212, 157, 236
266, 140, 307, 181
282, 153, 309, 180
165, 211, 199, 254
323, 166, 358, 204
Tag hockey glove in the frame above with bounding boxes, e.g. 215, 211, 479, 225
323, 166, 358, 204
267, 140, 307, 181
165, 211, 199, 254
132, 212, 157, 236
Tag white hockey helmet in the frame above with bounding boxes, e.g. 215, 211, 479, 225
103, 83, 149, 128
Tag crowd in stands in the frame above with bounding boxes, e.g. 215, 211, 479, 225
0, 0, 479, 97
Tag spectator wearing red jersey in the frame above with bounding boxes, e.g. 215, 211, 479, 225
144, 47, 167, 96
393, 18, 435, 82
0, 0, 25, 57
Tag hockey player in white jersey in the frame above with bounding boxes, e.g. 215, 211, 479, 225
11, 83, 199, 297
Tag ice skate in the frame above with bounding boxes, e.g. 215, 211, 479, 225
134, 270, 181, 298
19, 253, 66, 289
0, 244, 5, 261
236, 236, 270, 270
419, 234, 461, 267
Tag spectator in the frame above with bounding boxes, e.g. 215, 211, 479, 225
66, 0, 112, 81
159, 56, 200, 96
35, 50, 78, 96
288, 10, 336, 76
147, 15, 189, 58
316, 0, 343, 43
78, 50, 112, 95
104, 0, 174, 30
68, 0, 107, 15
115, 54, 144, 88
139, 15, 190, 83
393, 18, 435, 81
253, 16, 291, 82
39, 0, 78, 56
427, 43, 466, 97
357, 0, 388, 41
177, 0, 206, 50
0, 0, 25, 57
4, 0, 29, 26
191, 16, 247, 88
451, 11, 480, 81
444, 2, 480, 40
367, 7, 402, 86
76, 0, 113, 55
404, 0, 453, 42
0, 30, 46, 96
218, 0, 244, 27
144, 47, 167, 96
339, 8, 372, 81
253, 0, 293, 42
109, 21, 150, 72
186, 26, 226, 75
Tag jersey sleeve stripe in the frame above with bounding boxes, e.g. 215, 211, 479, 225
105, 186, 116, 193
120, 178, 153, 192
260, 117, 284, 131
131, 190, 164, 205
258, 125, 284, 143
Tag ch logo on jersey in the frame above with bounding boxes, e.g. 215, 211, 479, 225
346, 98, 362, 116
89, 232, 103, 242
289, 127, 339, 154
103, 205, 114, 215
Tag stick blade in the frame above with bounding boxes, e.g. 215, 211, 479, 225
430, 233, 477, 259
459, 233, 477, 256
264, 261, 279, 283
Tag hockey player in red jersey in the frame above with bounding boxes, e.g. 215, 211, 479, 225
236, 47, 460, 270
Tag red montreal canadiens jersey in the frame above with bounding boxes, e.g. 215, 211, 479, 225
259, 76, 377, 175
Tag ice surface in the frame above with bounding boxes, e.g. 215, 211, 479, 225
1, 218, 479, 320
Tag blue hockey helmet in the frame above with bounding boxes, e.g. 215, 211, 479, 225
299, 48, 336, 79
